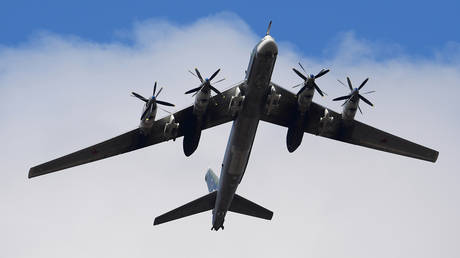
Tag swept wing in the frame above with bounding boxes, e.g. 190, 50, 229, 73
29, 84, 242, 178
261, 83, 438, 162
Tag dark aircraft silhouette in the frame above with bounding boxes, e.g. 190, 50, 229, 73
29, 22, 438, 230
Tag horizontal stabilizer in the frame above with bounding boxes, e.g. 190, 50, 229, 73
154, 191, 216, 226
229, 194, 273, 220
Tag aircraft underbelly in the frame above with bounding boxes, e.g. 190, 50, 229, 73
213, 52, 277, 228
227, 115, 259, 176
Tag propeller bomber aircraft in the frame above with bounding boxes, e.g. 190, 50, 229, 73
29, 22, 439, 231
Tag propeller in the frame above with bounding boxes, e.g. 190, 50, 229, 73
333, 77, 375, 113
185, 68, 224, 96
132, 81, 175, 120
292, 62, 329, 97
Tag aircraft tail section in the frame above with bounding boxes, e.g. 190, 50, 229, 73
153, 191, 216, 226
205, 168, 219, 192
153, 191, 273, 227
154, 168, 272, 227
229, 194, 273, 220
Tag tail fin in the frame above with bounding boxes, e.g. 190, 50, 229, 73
153, 192, 216, 226
229, 194, 273, 220
154, 169, 272, 227
205, 168, 219, 192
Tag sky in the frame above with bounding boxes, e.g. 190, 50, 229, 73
1, 2, 460, 258
2, 0, 460, 58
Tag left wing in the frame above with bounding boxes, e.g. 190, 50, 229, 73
29, 85, 241, 178
261, 82, 439, 162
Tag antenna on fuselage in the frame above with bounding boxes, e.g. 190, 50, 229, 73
266, 20, 272, 35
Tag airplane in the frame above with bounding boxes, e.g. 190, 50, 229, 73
29, 21, 439, 231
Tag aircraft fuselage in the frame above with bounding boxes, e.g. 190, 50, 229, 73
212, 35, 278, 230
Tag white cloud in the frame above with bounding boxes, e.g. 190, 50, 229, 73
1, 13, 459, 258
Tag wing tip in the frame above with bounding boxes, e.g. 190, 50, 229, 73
28, 168, 36, 179
28, 166, 50, 179
153, 217, 165, 226
267, 211, 274, 220
431, 150, 439, 163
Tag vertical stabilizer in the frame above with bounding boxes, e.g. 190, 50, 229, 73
205, 168, 219, 192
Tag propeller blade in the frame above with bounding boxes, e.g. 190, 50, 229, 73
153, 81, 158, 96
188, 70, 199, 79
156, 100, 175, 107
209, 85, 222, 95
346, 77, 353, 91
159, 107, 172, 115
358, 78, 369, 90
313, 82, 324, 97
212, 78, 226, 84
185, 86, 202, 94
358, 105, 363, 114
363, 90, 376, 94
156, 87, 163, 98
333, 95, 350, 101
209, 69, 221, 81
359, 94, 374, 107
292, 83, 304, 88
315, 69, 330, 79
293, 68, 307, 81
195, 68, 204, 83
341, 98, 349, 106
298, 62, 307, 73
132, 92, 148, 102
337, 79, 347, 87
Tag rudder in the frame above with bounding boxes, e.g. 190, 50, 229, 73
205, 168, 219, 192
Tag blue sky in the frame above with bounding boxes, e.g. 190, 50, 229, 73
1, 0, 459, 58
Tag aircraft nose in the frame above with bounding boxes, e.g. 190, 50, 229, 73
256, 36, 278, 56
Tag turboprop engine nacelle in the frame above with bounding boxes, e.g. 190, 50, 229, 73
296, 86, 315, 114
342, 96, 359, 121
164, 115, 179, 141
333, 77, 374, 121
265, 85, 281, 115
132, 82, 175, 135
186, 68, 224, 117
139, 102, 157, 135
193, 90, 211, 116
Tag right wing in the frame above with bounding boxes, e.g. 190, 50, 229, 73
261, 82, 439, 162
29, 84, 242, 178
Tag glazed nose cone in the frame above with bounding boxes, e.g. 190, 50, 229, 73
257, 35, 278, 56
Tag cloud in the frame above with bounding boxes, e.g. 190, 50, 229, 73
1, 13, 459, 258
321, 31, 406, 63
